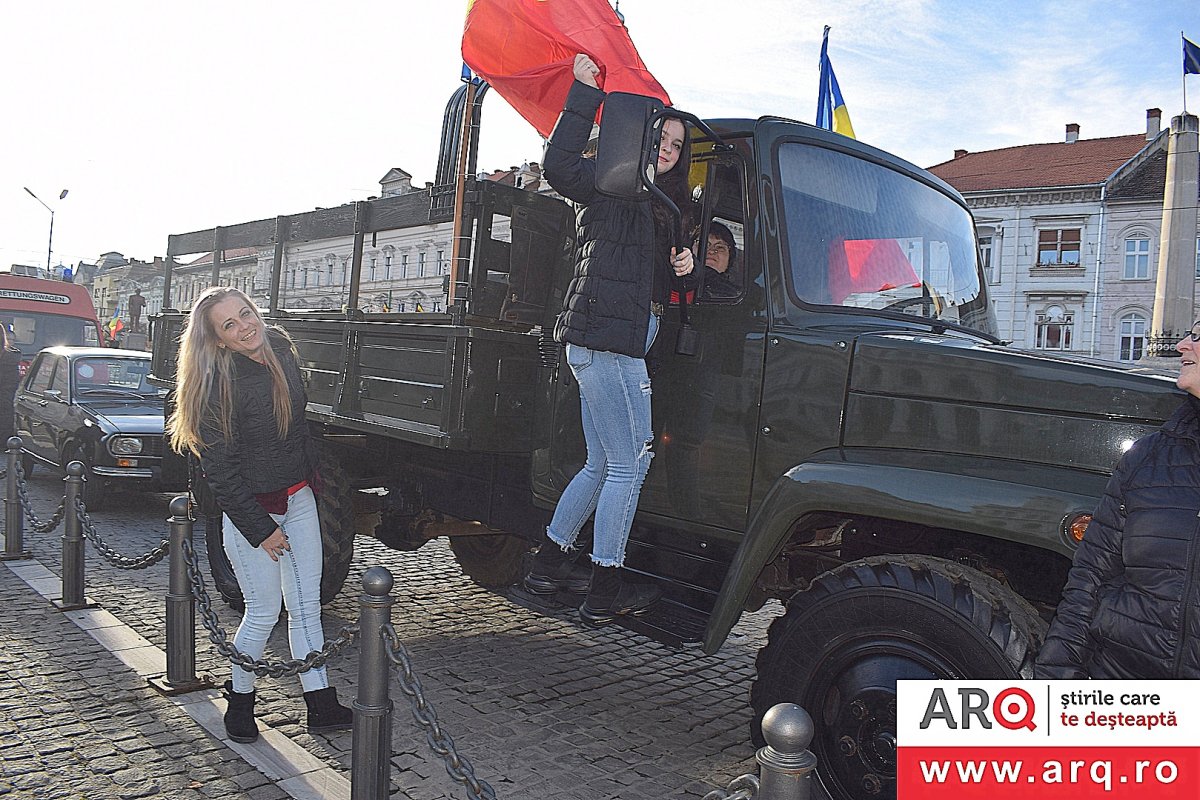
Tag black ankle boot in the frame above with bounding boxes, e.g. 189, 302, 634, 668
222, 680, 259, 743
523, 544, 590, 595
579, 565, 661, 627
304, 686, 353, 733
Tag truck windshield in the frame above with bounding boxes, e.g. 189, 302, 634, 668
777, 142, 995, 336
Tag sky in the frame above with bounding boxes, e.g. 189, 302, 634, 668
1, 0, 1197, 272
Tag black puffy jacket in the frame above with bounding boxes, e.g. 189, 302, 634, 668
544, 80, 659, 358
197, 329, 316, 547
1035, 397, 1200, 679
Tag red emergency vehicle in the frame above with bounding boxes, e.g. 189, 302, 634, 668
0, 275, 105, 374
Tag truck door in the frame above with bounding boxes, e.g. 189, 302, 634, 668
543, 148, 768, 533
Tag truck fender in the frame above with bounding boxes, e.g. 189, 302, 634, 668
701, 451, 1109, 654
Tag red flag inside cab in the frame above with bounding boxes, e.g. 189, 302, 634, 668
461, 0, 671, 137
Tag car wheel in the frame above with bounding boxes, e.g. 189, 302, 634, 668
64, 443, 107, 513
750, 555, 1045, 800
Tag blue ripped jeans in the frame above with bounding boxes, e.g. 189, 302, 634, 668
222, 485, 329, 693
547, 313, 659, 566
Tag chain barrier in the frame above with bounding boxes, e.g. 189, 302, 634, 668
381, 622, 497, 800
180, 536, 357, 677
14, 461, 68, 534
702, 775, 760, 800
75, 497, 171, 570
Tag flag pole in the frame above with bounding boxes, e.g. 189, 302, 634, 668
1184, 32, 1189, 114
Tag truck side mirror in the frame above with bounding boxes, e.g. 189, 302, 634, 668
595, 92, 664, 200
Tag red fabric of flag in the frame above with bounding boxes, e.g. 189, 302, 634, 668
461, 0, 671, 138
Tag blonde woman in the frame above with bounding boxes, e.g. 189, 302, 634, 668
168, 287, 351, 742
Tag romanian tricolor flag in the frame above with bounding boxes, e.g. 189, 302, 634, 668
461, 0, 671, 138
815, 26, 856, 139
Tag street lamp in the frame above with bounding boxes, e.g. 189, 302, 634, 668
24, 187, 69, 274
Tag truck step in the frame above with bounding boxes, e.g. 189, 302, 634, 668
506, 585, 706, 650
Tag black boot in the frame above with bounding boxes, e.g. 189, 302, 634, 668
523, 543, 590, 595
222, 680, 259, 743
579, 565, 661, 627
304, 686, 354, 734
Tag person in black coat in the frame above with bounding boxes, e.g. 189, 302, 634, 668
522, 53, 695, 626
0, 325, 19, 444
1035, 323, 1200, 679
167, 287, 352, 742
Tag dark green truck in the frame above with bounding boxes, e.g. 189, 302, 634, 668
149, 85, 1181, 800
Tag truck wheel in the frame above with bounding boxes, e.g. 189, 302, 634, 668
203, 512, 245, 613
199, 452, 356, 611
316, 454, 356, 604
750, 555, 1045, 800
449, 533, 533, 589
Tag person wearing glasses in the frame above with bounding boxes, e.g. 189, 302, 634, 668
1035, 323, 1200, 680
696, 221, 740, 300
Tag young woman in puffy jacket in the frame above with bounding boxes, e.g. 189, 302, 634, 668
522, 53, 695, 626
167, 287, 352, 742
1036, 324, 1200, 679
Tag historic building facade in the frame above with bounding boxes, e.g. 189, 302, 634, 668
928, 109, 1200, 363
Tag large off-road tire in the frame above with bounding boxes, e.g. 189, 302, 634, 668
750, 555, 1045, 800
201, 452, 357, 610
449, 533, 534, 589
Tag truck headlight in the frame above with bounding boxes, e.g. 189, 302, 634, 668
110, 437, 143, 455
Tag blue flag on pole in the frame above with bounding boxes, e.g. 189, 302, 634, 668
816, 26, 856, 139
1186, 35, 1200, 75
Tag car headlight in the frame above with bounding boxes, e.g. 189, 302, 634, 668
109, 436, 143, 455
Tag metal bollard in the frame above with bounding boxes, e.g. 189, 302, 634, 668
2, 436, 30, 561
756, 703, 818, 800
149, 495, 211, 695
351, 566, 395, 800
54, 462, 90, 611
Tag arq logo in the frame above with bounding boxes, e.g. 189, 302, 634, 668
919, 686, 1037, 731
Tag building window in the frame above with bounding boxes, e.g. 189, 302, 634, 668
437, 249, 447, 275
1118, 312, 1148, 362
1035, 305, 1074, 350
401, 254, 409, 277
418, 252, 426, 276
384, 252, 393, 280
979, 236, 997, 284
1037, 228, 1081, 266
1123, 236, 1150, 279
326, 257, 335, 284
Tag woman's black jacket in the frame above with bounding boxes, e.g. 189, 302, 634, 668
0, 347, 20, 443
1035, 398, 1200, 679
197, 329, 316, 547
544, 80, 658, 358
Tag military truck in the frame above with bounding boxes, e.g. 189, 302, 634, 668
149, 81, 1181, 800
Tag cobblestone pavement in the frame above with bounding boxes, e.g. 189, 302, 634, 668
5, 471, 802, 800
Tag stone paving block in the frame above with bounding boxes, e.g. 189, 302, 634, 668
8, 477, 815, 799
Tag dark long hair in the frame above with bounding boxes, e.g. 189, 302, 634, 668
651, 114, 693, 246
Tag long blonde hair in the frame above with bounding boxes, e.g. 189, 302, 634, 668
167, 286, 296, 455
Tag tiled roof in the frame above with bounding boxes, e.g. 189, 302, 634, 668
927, 134, 1151, 193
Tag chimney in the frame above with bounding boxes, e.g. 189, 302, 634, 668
1065, 123, 1080, 144
1147, 108, 1162, 140
954, 149, 968, 159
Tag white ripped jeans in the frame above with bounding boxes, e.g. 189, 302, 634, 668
222, 485, 329, 693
